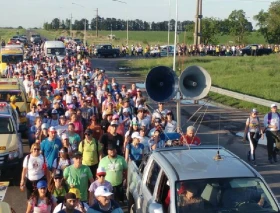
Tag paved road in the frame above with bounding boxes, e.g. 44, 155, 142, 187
3, 58, 280, 213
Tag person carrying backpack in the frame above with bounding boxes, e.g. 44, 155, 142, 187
243, 108, 263, 166
264, 104, 280, 164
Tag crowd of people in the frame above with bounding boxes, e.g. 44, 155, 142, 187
0, 40, 203, 213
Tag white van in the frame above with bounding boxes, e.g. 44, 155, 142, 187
42, 41, 66, 61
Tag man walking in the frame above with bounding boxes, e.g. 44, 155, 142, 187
99, 144, 127, 203
263, 104, 280, 164
78, 129, 103, 177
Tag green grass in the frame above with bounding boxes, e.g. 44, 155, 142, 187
0, 28, 27, 42
36, 29, 266, 46
119, 55, 280, 114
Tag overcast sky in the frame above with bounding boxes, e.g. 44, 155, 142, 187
0, 0, 274, 28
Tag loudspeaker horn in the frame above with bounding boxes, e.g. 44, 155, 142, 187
179, 65, 211, 100
145, 66, 178, 103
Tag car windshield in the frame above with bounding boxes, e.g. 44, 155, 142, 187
0, 117, 15, 134
0, 91, 24, 102
176, 178, 279, 213
47, 48, 65, 56
2, 55, 23, 64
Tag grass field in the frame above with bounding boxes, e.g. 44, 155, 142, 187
0, 28, 26, 42
119, 55, 280, 113
35, 29, 267, 46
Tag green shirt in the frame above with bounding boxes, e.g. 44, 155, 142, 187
63, 165, 93, 201
78, 139, 103, 166
99, 155, 128, 186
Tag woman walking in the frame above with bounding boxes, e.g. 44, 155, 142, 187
243, 108, 263, 165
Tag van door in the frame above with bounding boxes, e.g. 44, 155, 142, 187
140, 160, 161, 213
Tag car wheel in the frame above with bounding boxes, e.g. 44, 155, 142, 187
97, 54, 101, 58
243, 53, 248, 56
113, 53, 117, 58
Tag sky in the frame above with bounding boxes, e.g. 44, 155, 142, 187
0, 0, 274, 28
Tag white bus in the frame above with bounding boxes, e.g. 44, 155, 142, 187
42, 41, 66, 61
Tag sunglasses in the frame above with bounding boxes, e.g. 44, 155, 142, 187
98, 175, 106, 177
34, 148, 40, 151
85, 133, 91, 136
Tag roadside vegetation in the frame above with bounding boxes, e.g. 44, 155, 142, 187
119, 55, 280, 114
35, 29, 267, 47
0, 28, 26, 42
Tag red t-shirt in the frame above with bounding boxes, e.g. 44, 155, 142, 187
180, 135, 201, 146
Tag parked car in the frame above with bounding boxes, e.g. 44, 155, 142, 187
94, 44, 120, 58
240, 44, 273, 56
127, 145, 280, 213
150, 45, 178, 57
30, 34, 41, 43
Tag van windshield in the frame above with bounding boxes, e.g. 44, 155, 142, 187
2, 55, 23, 64
176, 177, 279, 213
47, 48, 65, 56
0, 91, 24, 102
0, 117, 15, 134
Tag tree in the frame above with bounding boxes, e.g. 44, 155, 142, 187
267, 0, 280, 43
51, 18, 60, 29
201, 17, 219, 44
228, 10, 250, 43
18, 26, 23, 29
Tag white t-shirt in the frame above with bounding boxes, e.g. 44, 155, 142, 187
52, 157, 73, 170
164, 120, 177, 133
56, 124, 69, 138
63, 94, 73, 104
26, 111, 39, 126
52, 201, 89, 213
23, 154, 45, 181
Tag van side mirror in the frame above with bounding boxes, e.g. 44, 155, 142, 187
148, 203, 163, 213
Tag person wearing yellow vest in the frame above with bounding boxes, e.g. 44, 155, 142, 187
10, 95, 20, 115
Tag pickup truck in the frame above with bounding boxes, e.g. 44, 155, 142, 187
127, 146, 280, 213
94, 44, 120, 58
240, 44, 272, 56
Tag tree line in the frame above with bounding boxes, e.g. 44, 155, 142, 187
42, 0, 280, 44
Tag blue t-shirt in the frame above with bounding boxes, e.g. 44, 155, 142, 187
40, 138, 62, 170
126, 143, 144, 161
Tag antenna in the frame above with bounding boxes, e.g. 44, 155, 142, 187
214, 112, 222, 161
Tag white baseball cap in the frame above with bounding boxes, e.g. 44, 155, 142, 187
131, 132, 142, 139
61, 133, 69, 140
271, 103, 277, 108
94, 186, 113, 197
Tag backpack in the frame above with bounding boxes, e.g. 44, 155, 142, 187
267, 112, 280, 125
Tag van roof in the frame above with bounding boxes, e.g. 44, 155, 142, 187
153, 146, 256, 181
44, 41, 65, 48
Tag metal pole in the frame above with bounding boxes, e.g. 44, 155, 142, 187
167, 0, 171, 57
173, 0, 181, 129
84, 19, 86, 45
194, 0, 199, 46
198, 0, 203, 44
127, 18, 128, 45
70, 13, 72, 37
96, 8, 98, 37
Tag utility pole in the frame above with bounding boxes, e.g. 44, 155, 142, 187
70, 13, 73, 37
84, 19, 86, 46
96, 8, 98, 37
194, 0, 202, 46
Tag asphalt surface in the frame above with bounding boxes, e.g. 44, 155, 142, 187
2, 57, 280, 212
